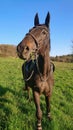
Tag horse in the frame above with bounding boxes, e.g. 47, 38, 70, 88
17, 12, 55, 130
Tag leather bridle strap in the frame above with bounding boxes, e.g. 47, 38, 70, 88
28, 27, 49, 51
29, 32, 39, 48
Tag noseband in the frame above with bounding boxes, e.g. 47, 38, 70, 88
24, 26, 50, 82
27, 26, 49, 52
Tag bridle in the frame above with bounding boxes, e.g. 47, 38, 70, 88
24, 25, 50, 82
27, 25, 49, 52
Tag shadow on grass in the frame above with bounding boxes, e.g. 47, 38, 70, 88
0, 85, 17, 97
17, 90, 55, 130
0, 85, 17, 130
0, 85, 54, 130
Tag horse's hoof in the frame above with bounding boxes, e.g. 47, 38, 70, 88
47, 113, 52, 121
37, 127, 42, 130
37, 123, 42, 130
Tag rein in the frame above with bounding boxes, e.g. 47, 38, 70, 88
35, 55, 50, 82
28, 26, 49, 51
24, 55, 50, 82
24, 26, 50, 82
24, 70, 34, 81
24, 60, 35, 81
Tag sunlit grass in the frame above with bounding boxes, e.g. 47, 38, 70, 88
0, 58, 73, 130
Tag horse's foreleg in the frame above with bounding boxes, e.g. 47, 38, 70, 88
33, 91, 42, 130
23, 86, 30, 101
45, 95, 52, 120
27, 86, 30, 101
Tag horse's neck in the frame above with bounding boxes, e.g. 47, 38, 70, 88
44, 52, 50, 75
38, 51, 50, 76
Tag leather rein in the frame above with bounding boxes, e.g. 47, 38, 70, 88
24, 26, 50, 82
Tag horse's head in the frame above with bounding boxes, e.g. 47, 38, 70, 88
17, 12, 50, 61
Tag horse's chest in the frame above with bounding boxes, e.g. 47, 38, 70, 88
35, 80, 49, 94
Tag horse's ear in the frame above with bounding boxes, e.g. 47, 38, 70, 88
45, 12, 50, 28
34, 13, 39, 26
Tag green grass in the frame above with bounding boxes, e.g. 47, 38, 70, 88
0, 57, 73, 130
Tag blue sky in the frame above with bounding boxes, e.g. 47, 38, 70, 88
0, 0, 73, 56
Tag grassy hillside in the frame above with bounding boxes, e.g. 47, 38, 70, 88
0, 44, 73, 62
0, 44, 17, 57
0, 57, 73, 130
51, 54, 73, 62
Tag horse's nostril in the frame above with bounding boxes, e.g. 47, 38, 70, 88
17, 45, 24, 53
25, 46, 29, 51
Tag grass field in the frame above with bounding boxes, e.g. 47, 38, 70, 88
0, 57, 73, 130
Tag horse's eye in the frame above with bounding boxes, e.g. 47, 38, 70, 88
42, 30, 46, 35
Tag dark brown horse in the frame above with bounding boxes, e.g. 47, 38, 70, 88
17, 12, 55, 130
